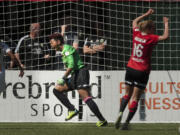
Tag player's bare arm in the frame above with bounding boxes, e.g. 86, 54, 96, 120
83, 45, 96, 54
158, 17, 169, 41
63, 68, 72, 79
15, 53, 24, 68
8, 51, 24, 77
132, 9, 154, 29
73, 42, 79, 50
10, 52, 23, 68
92, 44, 105, 51
61, 25, 67, 37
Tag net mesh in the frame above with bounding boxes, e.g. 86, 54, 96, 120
0, 0, 179, 70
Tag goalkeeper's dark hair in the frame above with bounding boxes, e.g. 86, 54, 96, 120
49, 33, 64, 45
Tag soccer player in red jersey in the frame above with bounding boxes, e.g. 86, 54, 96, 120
115, 9, 169, 130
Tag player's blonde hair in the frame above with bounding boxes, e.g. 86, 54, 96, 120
138, 20, 155, 34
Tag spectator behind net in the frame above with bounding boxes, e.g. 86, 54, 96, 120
15, 23, 50, 70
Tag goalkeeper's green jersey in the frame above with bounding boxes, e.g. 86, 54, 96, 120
61, 44, 84, 73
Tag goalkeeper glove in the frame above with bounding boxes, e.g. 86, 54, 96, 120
57, 77, 66, 85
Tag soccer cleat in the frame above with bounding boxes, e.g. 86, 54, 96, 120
121, 122, 129, 130
115, 112, 123, 129
96, 120, 108, 127
65, 109, 79, 121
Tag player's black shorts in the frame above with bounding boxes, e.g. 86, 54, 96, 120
125, 67, 149, 90
66, 66, 90, 90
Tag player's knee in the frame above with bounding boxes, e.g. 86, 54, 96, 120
53, 88, 63, 95
78, 89, 90, 100
55, 84, 68, 91
53, 88, 58, 95
82, 96, 92, 103
132, 93, 143, 102
131, 96, 139, 102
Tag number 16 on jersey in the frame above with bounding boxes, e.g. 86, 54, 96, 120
133, 43, 144, 57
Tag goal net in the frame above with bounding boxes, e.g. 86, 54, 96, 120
1, 0, 179, 71
0, 0, 179, 128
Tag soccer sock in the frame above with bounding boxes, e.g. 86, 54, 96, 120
125, 100, 138, 123
120, 95, 130, 112
53, 88, 75, 111
84, 97, 106, 121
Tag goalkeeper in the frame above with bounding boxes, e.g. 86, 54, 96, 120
49, 33, 107, 127
115, 9, 169, 130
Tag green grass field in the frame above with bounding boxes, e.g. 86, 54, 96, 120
0, 123, 179, 135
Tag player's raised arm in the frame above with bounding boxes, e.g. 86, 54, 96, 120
61, 25, 67, 37
158, 17, 169, 41
132, 9, 154, 29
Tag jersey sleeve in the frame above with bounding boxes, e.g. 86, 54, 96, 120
133, 27, 140, 36
62, 45, 76, 68
15, 35, 28, 53
66, 54, 74, 68
151, 35, 159, 45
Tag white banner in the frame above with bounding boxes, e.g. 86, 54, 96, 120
0, 70, 179, 122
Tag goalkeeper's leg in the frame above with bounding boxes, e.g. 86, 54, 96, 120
53, 84, 78, 121
78, 89, 107, 127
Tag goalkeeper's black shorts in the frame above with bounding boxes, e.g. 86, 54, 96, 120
66, 67, 90, 91
125, 67, 149, 90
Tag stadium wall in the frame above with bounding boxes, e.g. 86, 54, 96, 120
0, 70, 179, 123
